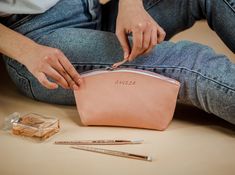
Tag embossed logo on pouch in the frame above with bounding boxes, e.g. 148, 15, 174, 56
114, 80, 136, 86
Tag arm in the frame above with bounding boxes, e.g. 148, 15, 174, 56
0, 24, 81, 90
116, 0, 166, 61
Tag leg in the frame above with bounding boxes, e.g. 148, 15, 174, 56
3, 0, 102, 104
144, 0, 235, 52
5, 27, 235, 124
3, 0, 235, 125
4, 0, 102, 40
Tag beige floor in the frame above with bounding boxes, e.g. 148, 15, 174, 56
0, 21, 235, 175
171, 21, 235, 61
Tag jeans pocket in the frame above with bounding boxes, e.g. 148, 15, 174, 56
86, 0, 102, 29
4, 14, 35, 29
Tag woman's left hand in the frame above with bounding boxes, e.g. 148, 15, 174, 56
116, 0, 166, 61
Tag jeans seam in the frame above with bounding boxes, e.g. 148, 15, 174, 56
144, 0, 161, 11
73, 62, 235, 92
223, 0, 235, 13
9, 15, 35, 29
152, 66, 235, 92
7, 62, 36, 99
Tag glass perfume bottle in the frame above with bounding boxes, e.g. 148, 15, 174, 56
3, 112, 60, 140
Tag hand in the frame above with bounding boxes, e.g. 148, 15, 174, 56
21, 43, 81, 90
116, 0, 166, 61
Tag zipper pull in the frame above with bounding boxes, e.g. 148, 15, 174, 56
112, 59, 128, 69
106, 59, 128, 71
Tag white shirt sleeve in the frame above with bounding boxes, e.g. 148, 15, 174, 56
0, 0, 60, 14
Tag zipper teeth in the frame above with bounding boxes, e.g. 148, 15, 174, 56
80, 68, 180, 86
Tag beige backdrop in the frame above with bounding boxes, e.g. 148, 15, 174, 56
0, 5, 234, 175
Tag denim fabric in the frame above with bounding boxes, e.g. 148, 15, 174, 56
144, 0, 235, 52
2, 0, 235, 124
102, 0, 235, 52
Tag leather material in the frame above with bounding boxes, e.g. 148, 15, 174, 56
74, 68, 180, 130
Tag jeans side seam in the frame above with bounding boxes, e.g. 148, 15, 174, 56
72, 62, 235, 92
153, 66, 235, 92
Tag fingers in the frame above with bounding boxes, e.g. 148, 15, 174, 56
157, 26, 166, 43
59, 68, 79, 90
142, 28, 158, 55
38, 59, 78, 90
129, 25, 166, 60
44, 66, 69, 89
36, 72, 58, 89
41, 50, 81, 90
128, 27, 144, 61
51, 59, 79, 90
58, 52, 81, 87
128, 23, 166, 61
116, 29, 130, 59
142, 25, 152, 54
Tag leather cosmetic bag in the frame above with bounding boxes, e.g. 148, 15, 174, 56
74, 61, 180, 130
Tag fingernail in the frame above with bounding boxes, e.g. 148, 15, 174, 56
124, 52, 129, 59
78, 78, 83, 84
53, 84, 59, 89
73, 84, 79, 91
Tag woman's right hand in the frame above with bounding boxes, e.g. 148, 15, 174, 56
21, 43, 81, 90
0, 24, 81, 90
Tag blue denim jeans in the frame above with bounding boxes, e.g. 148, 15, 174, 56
2, 0, 235, 124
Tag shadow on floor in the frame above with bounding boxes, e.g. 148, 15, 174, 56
174, 103, 235, 135
1, 59, 234, 134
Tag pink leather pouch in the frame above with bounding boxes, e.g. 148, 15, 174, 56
74, 67, 180, 130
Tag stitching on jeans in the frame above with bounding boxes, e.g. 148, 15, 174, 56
143, 0, 161, 11
7, 62, 36, 99
73, 62, 235, 91
223, 0, 235, 13
152, 66, 235, 92
9, 15, 35, 29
